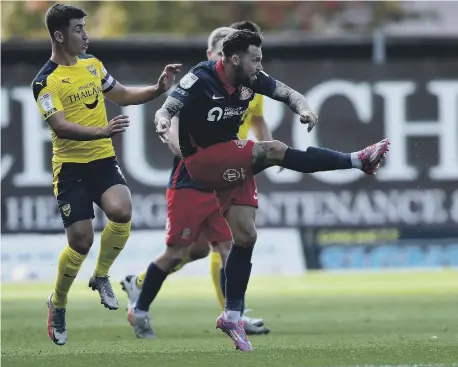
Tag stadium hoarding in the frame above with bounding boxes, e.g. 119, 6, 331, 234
2, 59, 457, 236
1, 228, 305, 282
300, 226, 458, 270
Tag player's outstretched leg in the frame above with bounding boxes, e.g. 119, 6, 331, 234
252, 138, 390, 175
127, 244, 189, 339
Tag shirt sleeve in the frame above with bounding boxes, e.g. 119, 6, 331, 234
170, 70, 202, 105
98, 59, 117, 93
251, 94, 264, 117
251, 71, 276, 98
32, 76, 64, 120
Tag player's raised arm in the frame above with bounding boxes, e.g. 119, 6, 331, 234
272, 80, 318, 132
253, 71, 318, 133
104, 63, 182, 106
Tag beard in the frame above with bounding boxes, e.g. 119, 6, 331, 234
234, 64, 253, 87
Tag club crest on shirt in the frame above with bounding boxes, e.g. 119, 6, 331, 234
86, 64, 98, 77
240, 86, 253, 100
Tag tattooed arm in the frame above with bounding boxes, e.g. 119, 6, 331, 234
271, 80, 318, 132
156, 69, 203, 141
165, 116, 182, 157
154, 96, 184, 142
272, 80, 311, 116
253, 71, 318, 132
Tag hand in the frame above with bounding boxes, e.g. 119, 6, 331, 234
100, 115, 130, 138
300, 111, 318, 133
157, 64, 182, 94
156, 117, 171, 143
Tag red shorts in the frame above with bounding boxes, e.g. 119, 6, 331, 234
165, 188, 232, 246
183, 140, 259, 213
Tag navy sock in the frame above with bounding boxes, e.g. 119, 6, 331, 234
222, 264, 246, 316
135, 262, 168, 312
220, 268, 226, 297
282, 147, 353, 173
222, 260, 246, 316
224, 244, 253, 312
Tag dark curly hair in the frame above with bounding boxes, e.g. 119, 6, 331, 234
230, 20, 261, 34
222, 30, 263, 57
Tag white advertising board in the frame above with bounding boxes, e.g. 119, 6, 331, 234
1, 228, 305, 282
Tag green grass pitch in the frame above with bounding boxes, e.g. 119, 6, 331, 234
2, 270, 458, 367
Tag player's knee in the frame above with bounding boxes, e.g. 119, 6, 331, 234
105, 202, 132, 223
188, 244, 210, 260
226, 206, 257, 247
232, 228, 257, 248
188, 235, 211, 260
163, 244, 189, 271
101, 185, 132, 223
266, 140, 288, 163
253, 140, 288, 168
68, 228, 94, 254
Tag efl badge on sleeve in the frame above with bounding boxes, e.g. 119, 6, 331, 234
179, 73, 198, 89
39, 92, 54, 112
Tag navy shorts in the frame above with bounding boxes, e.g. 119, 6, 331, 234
53, 156, 128, 228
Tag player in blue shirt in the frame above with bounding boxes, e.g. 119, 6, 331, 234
122, 27, 270, 339
138, 30, 390, 351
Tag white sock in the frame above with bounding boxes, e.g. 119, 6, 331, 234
351, 152, 362, 169
224, 310, 241, 323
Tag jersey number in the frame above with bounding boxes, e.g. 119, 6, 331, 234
207, 107, 223, 122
